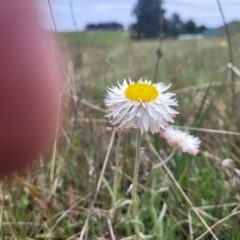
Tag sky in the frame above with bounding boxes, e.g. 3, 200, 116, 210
38, 0, 240, 31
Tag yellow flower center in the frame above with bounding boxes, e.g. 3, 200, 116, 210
125, 83, 159, 102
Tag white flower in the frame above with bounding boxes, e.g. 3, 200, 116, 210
104, 78, 178, 134
160, 126, 201, 155
222, 159, 235, 168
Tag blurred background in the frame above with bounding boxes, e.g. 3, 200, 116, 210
2, 0, 240, 239
39, 0, 239, 33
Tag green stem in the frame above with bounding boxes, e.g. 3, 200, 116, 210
153, 133, 159, 152
113, 132, 122, 207
132, 129, 141, 239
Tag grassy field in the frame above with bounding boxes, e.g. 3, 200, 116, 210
61, 31, 130, 47
2, 31, 240, 239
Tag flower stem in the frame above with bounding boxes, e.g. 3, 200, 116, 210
132, 129, 141, 239
113, 132, 122, 206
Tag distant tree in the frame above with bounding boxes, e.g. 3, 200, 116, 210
131, 0, 165, 39
184, 20, 197, 34
85, 22, 123, 31
130, 0, 208, 39
168, 13, 184, 38
197, 25, 207, 33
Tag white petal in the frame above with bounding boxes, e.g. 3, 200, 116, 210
104, 79, 178, 134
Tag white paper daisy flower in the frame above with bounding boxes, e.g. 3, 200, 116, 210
160, 126, 201, 155
104, 79, 178, 134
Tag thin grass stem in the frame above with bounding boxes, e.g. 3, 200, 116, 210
50, 93, 62, 182
216, 0, 235, 95
113, 132, 122, 206
146, 138, 219, 240
195, 211, 240, 240
132, 129, 142, 239
152, 149, 176, 169
77, 129, 116, 240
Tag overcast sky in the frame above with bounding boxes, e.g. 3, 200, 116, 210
38, 0, 240, 31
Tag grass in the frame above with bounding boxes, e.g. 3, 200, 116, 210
60, 30, 130, 47
1, 31, 240, 239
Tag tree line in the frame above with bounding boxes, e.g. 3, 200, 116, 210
84, 0, 206, 39
86, 22, 123, 31
131, 0, 206, 39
